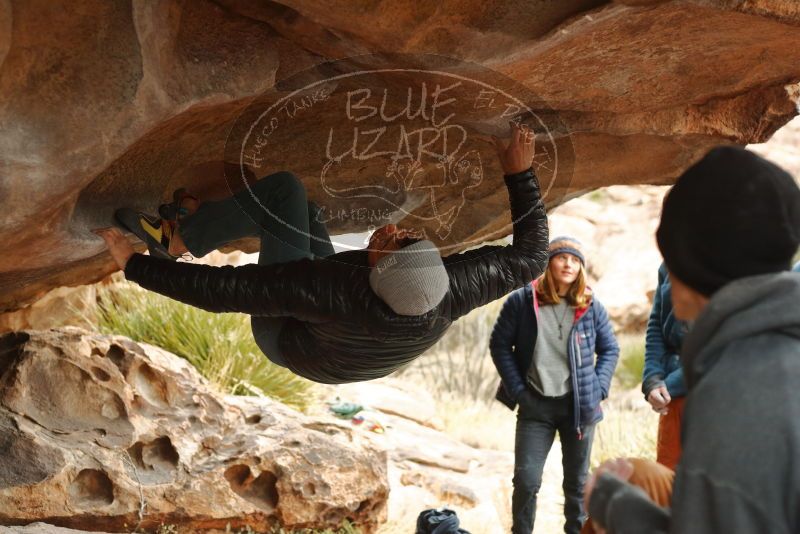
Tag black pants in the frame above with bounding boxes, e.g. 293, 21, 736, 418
511, 389, 595, 534
179, 171, 335, 366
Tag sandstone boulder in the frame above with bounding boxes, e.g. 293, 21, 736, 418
0, 328, 388, 532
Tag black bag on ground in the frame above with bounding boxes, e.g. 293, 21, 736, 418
415, 508, 471, 534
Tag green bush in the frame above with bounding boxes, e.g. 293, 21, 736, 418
94, 283, 315, 411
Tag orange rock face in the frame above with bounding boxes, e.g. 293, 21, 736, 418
1, 0, 799, 312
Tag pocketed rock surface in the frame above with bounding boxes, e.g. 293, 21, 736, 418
0, 328, 388, 532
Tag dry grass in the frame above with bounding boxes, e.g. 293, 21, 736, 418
591, 402, 658, 468
394, 302, 503, 403
435, 393, 517, 451
397, 304, 657, 462
428, 388, 658, 467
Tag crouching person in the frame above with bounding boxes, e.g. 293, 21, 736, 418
490, 237, 620, 534
587, 146, 800, 534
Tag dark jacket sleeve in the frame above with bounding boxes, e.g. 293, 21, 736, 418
592, 300, 619, 400
643, 264, 669, 397
489, 289, 527, 404
123, 253, 358, 323
442, 168, 548, 321
590, 470, 786, 534
589, 473, 671, 534
663, 366, 686, 399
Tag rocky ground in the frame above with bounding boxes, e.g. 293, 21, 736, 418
0, 327, 621, 534
0, 338, 654, 534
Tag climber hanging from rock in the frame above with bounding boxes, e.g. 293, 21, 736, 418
93, 123, 549, 384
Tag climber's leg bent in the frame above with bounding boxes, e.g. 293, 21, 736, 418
307, 201, 336, 259
249, 193, 337, 368
178, 171, 317, 261
178, 172, 335, 368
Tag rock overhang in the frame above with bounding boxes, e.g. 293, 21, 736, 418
1, 0, 800, 312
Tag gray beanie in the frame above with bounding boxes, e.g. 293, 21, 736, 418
369, 240, 449, 316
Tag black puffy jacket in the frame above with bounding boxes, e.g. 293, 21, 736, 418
124, 169, 548, 383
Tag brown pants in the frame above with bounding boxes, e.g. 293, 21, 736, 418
656, 396, 686, 471
581, 458, 675, 534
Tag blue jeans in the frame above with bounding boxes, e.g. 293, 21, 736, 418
511, 389, 595, 534
178, 171, 335, 366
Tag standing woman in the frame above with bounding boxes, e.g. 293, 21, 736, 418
490, 236, 620, 534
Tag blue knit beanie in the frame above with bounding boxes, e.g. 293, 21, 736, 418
548, 236, 585, 266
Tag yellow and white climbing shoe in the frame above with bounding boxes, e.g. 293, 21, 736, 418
114, 208, 178, 261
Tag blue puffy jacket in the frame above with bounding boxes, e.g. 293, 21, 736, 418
489, 280, 620, 437
642, 263, 689, 399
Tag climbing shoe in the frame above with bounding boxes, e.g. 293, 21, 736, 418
114, 208, 179, 261
158, 188, 197, 222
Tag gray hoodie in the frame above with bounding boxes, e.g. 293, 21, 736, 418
589, 272, 800, 534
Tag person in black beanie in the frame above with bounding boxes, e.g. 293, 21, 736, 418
657, 145, 800, 297
585, 145, 800, 534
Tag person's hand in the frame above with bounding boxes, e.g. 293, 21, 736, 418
93, 227, 135, 271
647, 386, 671, 415
517, 389, 536, 412
584, 457, 635, 524
493, 121, 536, 175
